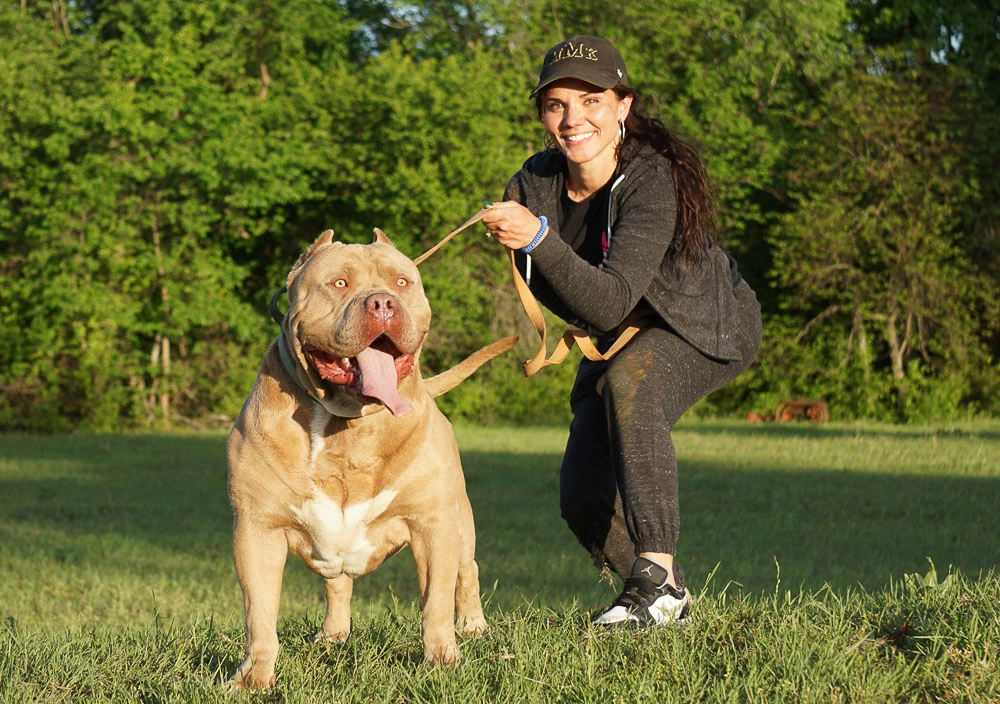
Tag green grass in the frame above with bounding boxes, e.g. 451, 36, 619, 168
1, 420, 999, 702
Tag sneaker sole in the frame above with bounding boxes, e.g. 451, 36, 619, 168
592, 598, 691, 627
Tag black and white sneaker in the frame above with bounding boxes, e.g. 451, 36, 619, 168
592, 557, 690, 626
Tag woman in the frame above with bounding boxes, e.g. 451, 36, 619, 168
482, 36, 762, 626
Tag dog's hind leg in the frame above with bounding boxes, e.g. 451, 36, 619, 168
231, 519, 288, 689
455, 493, 487, 637
315, 574, 353, 643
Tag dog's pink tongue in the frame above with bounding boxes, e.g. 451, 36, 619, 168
356, 347, 413, 416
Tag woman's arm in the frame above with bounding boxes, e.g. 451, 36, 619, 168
515, 158, 678, 333
499, 174, 590, 329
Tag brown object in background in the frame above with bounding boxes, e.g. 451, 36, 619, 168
774, 399, 829, 423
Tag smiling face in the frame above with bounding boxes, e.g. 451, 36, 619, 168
541, 78, 633, 172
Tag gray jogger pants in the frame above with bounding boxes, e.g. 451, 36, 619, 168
559, 280, 762, 589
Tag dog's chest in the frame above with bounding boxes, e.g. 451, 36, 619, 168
292, 488, 400, 578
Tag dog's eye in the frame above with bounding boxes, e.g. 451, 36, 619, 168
332, 279, 348, 288
396, 277, 408, 287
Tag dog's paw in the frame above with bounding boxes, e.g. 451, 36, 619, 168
424, 642, 462, 666
313, 629, 350, 645
457, 614, 488, 638
228, 668, 276, 690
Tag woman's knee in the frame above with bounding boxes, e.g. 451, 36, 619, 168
602, 351, 676, 428
604, 345, 657, 395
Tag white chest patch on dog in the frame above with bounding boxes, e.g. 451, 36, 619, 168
292, 489, 399, 577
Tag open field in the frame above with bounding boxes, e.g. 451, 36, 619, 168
1, 420, 998, 702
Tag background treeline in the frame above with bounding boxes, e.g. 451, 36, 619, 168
1, 0, 997, 431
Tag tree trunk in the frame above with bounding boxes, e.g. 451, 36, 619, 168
160, 334, 171, 423
885, 310, 907, 418
853, 310, 876, 415
152, 214, 171, 427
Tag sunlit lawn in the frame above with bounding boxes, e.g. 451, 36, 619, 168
1, 419, 998, 702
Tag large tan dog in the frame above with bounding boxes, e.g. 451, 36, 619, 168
227, 228, 514, 689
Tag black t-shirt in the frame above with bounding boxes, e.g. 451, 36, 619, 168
557, 184, 609, 267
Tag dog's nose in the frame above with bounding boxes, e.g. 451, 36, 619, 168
365, 293, 397, 322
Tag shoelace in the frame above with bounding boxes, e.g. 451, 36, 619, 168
612, 576, 661, 609
612, 576, 686, 611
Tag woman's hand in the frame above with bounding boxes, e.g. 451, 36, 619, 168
482, 201, 547, 251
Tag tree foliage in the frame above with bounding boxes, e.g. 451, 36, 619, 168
1, 0, 997, 430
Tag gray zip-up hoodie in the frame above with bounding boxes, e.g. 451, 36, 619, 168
505, 145, 747, 362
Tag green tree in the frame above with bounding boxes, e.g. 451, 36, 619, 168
769, 45, 997, 419
3, 0, 997, 429
848, 0, 1000, 340
0, 0, 356, 428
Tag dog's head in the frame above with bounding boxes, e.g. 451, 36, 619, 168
281, 229, 431, 418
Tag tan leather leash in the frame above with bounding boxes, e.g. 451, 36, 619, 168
415, 206, 640, 377
509, 258, 640, 376
413, 206, 492, 266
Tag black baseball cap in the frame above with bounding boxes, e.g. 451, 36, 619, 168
531, 36, 630, 97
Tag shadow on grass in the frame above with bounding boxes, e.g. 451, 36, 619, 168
680, 420, 1000, 442
0, 433, 232, 554
458, 447, 1000, 602
1, 431, 998, 615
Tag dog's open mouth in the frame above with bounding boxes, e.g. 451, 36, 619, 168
306, 336, 415, 416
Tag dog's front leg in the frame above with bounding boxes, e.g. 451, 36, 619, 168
409, 515, 461, 665
231, 518, 288, 689
315, 574, 353, 643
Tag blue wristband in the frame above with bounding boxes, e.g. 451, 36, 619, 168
521, 216, 548, 254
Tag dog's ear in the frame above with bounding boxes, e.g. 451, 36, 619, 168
288, 229, 335, 284
306, 229, 336, 256
373, 228, 395, 247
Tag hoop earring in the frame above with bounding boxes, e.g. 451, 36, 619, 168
618, 121, 627, 143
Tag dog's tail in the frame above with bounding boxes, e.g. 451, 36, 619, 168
424, 336, 519, 398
